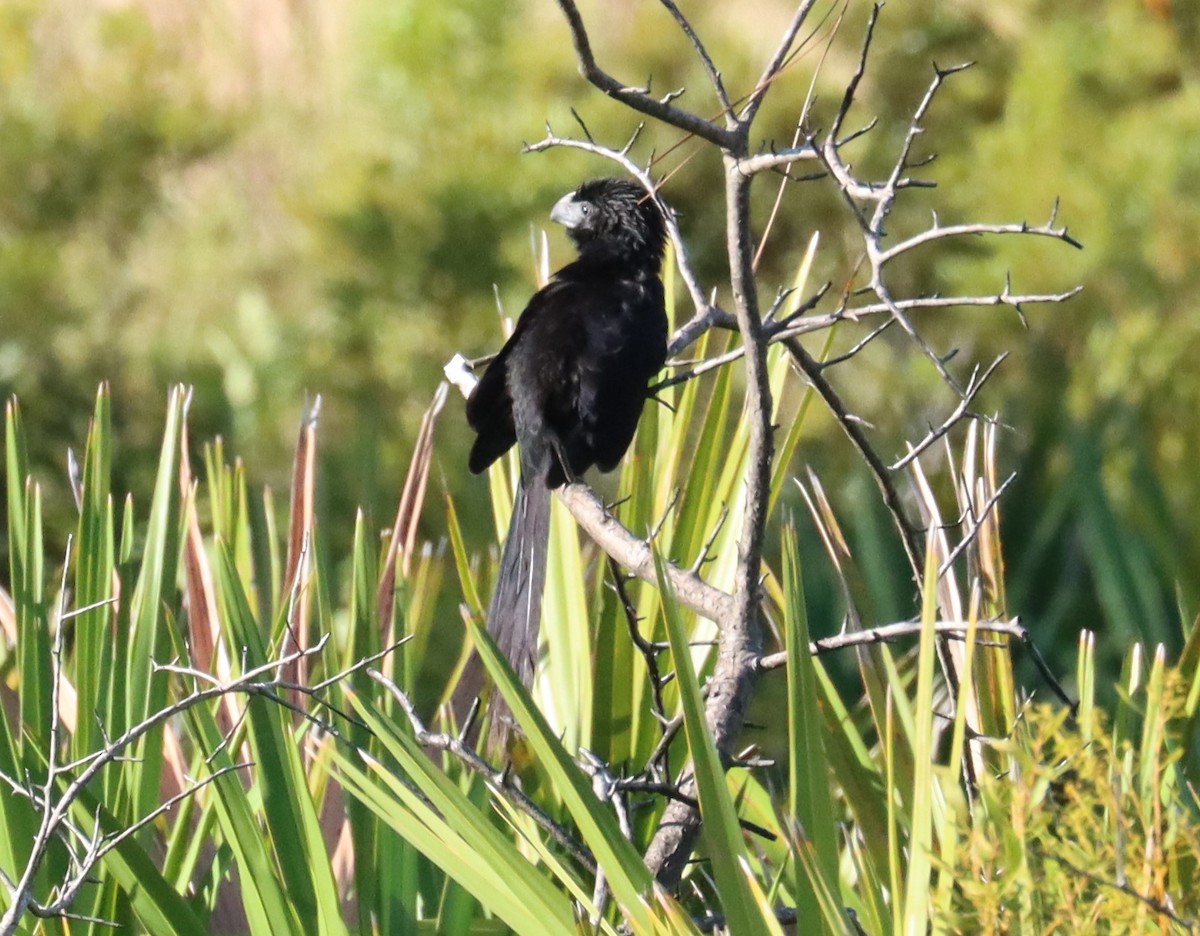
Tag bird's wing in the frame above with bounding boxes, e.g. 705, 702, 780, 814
568, 277, 668, 474
466, 278, 575, 475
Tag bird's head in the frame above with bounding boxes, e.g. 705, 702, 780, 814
550, 178, 667, 265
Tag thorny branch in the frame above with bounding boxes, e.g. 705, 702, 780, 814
608, 557, 671, 775
369, 671, 599, 874
446, 0, 1082, 895
784, 334, 924, 577
553, 0, 738, 150
0, 552, 407, 936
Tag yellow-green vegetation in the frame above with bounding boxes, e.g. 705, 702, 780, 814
3, 1, 1200, 933
0, 370, 1196, 933
0, 1, 1196, 689
950, 671, 1200, 933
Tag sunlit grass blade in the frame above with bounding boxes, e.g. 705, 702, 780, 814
541, 496, 591, 749
464, 609, 657, 931
72, 383, 114, 759
333, 692, 580, 935
781, 522, 843, 933
1078, 630, 1096, 741
213, 544, 347, 936
184, 700, 303, 936
344, 511, 381, 929
654, 549, 781, 936
900, 534, 940, 936
121, 385, 188, 825
0, 400, 42, 889
932, 594, 982, 930
16, 480, 49, 750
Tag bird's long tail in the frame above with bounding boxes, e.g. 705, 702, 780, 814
451, 480, 551, 748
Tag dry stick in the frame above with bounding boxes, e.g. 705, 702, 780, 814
607, 557, 672, 780
0, 622, 402, 936
755, 618, 1072, 708
615, 778, 776, 841
937, 472, 1016, 580
646, 280, 1076, 395
558, 484, 733, 624
553, 0, 736, 150
783, 335, 923, 578
1043, 853, 1196, 931
369, 670, 597, 875
890, 355, 1007, 472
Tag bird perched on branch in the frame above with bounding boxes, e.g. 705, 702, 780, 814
458, 177, 669, 743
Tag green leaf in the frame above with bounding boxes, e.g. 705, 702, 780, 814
213, 543, 348, 936
900, 535, 940, 936
123, 385, 188, 822
654, 549, 782, 936
782, 522, 844, 933
184, 700, 304, 936
331, 700, 578, 936
465, 609, 658, 931
72, 384, 114, 760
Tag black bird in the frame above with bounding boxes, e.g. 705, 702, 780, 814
459, 177, 669, 740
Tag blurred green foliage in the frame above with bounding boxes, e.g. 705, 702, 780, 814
0, 0, 1197, 690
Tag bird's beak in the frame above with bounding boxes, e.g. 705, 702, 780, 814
550, 191, 586, 229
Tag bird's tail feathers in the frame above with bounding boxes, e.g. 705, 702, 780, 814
449, 480, 551, 750
489, 481, 551, 686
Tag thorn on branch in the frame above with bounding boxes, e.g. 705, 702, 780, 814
569, 107, 594, 143
620, 123, 644, 156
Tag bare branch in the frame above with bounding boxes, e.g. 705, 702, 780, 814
557, 484, 734, 624
889, 355, 1008, 471
739, 0, 823, 126
1043, 854, 1197, 930
937, 471, 1016, 580
876, 215, 1085, 267
608, 558, 670, 765
737, 143, 822, 175
553, 0, 737, 149
642, 150, 775, 893
368, 670, 597, 874
658, 0, 734, 121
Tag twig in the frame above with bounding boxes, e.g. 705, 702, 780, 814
608, 558, 671, 774
1043, 853, 1196, 931
0, 596, 406, 936
784, 336, 923, 577
369, 670, 597, 874
553, 0, 737, 149
890, 355, 1007, 471
557, 484, 734, 624
755, 617, 1073, 709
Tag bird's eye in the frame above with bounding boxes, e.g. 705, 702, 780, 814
581, 204, 591, 215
